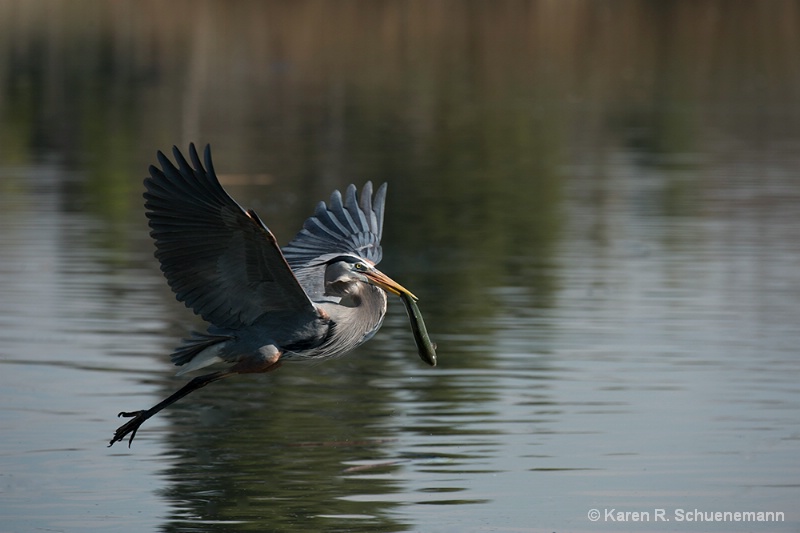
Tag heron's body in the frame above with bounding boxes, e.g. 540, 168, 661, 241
172, 286, 387, 375
109, 144, 435, 447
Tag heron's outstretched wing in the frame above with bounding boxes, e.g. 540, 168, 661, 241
282, 181, 387, 268
144, 144, 315, 329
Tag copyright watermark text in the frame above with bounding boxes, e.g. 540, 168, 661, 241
587, 508, 785, 523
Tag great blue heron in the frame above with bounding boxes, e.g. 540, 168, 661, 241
109, 144, 435, 447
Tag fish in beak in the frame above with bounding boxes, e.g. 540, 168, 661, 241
363, 268, 437, 367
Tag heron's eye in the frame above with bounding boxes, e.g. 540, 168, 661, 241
354, 262, 367, 271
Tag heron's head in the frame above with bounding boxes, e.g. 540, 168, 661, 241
324, 256, 417, 302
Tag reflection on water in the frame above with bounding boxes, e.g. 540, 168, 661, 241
1, 1, 800, 532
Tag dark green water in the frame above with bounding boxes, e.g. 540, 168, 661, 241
1, 2, 799, 531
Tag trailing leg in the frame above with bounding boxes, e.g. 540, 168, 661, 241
109, 370, 234, 448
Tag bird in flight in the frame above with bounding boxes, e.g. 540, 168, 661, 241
110, 144, 436, 447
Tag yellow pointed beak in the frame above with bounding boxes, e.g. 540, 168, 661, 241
363, 268, 418, 301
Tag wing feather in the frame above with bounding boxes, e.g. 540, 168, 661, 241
282, 181, 387, 267
144, 144, 314, 329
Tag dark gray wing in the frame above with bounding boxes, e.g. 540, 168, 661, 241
144, 144, 315, 329
282, 181, 387, 268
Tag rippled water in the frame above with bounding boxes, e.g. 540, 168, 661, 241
2, 2, 800, 532
2, 150, 799, 532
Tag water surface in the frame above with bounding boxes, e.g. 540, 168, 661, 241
1, 2, 799, 532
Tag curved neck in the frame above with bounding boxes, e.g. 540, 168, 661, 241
318, 284, 388, 357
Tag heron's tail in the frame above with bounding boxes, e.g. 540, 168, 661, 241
171, 332, 233, 375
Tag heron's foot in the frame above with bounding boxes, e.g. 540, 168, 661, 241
109, 410, 148, 448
